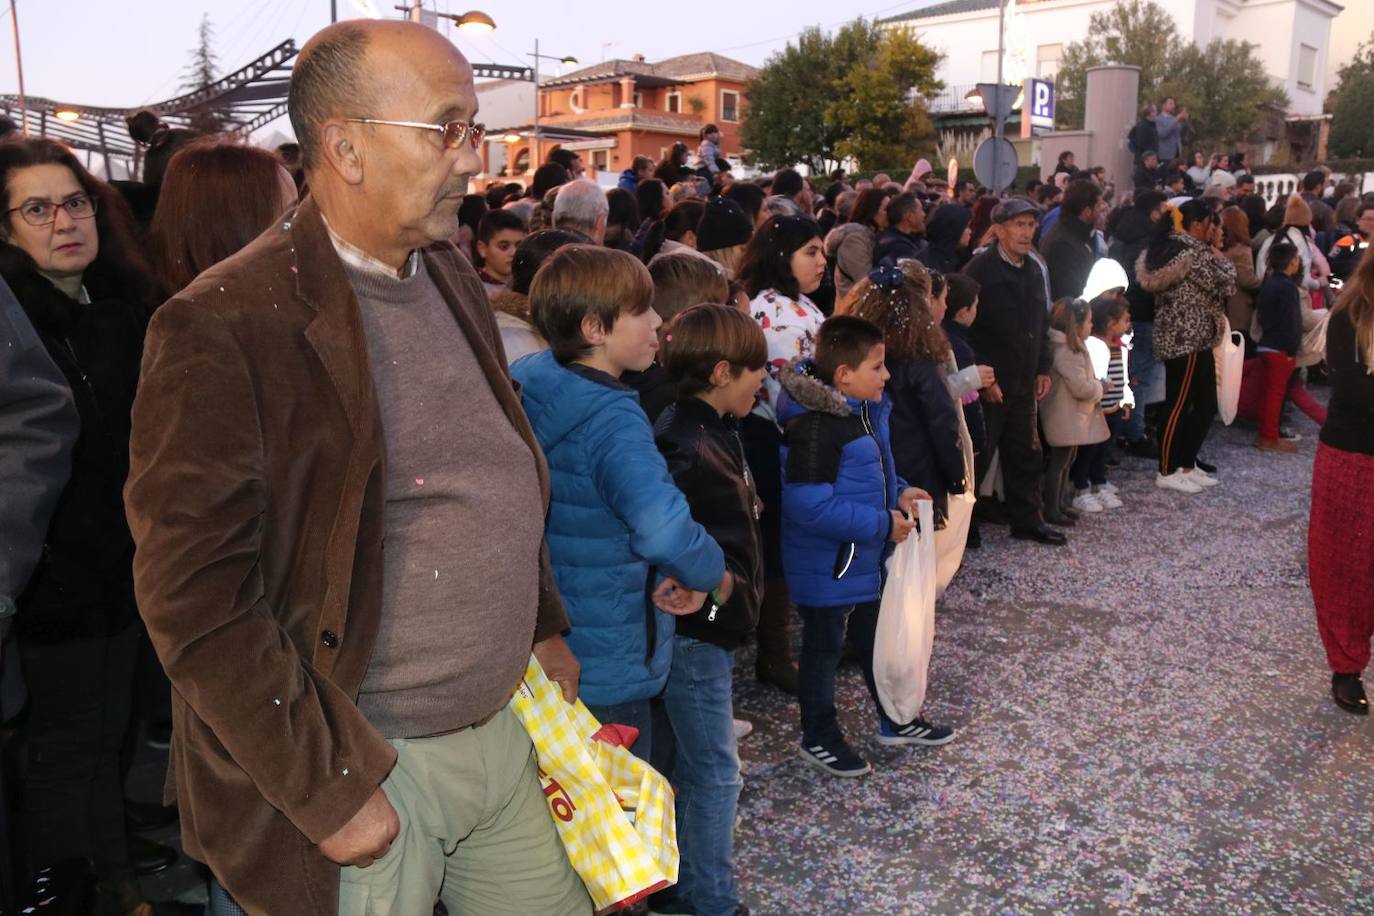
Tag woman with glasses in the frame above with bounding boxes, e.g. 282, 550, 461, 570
0, 137, 157, 916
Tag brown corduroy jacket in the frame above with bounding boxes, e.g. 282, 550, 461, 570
124, 196, 569, 915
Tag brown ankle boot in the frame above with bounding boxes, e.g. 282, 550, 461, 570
754, 578, 798, 695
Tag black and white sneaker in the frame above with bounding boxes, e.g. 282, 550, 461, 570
799, 740, 871, 777
877, 717, 956, 747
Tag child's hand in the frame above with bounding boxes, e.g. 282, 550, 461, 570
715, 570, 735, 604
898, 487, 931, 513
977, 365, 997, 388
889, 510, 917, 543
652, 577, 707, 616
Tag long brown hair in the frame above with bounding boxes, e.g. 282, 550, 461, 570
1335, 239, 1374, 372
0, 137, 153, 307
148, 137, 293, 298
1219, 204, 1251, 249
839, 261, 950, 364
1049, 297, 1091, 354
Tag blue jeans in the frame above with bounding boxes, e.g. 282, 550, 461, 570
797, 601, 892, 747
583, 699, 653, 762
662, 636, 742, 916
1125, 320, 1163, 441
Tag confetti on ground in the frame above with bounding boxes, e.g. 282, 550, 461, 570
729, 401, 1372, 914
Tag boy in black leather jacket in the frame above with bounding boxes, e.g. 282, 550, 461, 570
653, 304, 767, 916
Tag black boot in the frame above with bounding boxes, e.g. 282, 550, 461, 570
1332, 673, 1369, 715
754, 579, 798, 695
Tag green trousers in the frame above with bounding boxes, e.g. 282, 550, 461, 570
339, 707, 591, 916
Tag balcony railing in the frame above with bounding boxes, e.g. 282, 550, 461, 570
923, 83, 985, 114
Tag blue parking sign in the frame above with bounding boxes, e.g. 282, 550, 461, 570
1030, 79, 1054, 126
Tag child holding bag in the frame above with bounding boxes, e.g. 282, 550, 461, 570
1042, 298, 1109, 523
841, 263, 968, 525
777, 316, 949, 779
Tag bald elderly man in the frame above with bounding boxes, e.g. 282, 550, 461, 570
125, 20, 590, 915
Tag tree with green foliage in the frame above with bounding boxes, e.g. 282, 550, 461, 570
1054, 0, 1178, 130
1328, 33, 1374, 158
829, 26, 942, 172
1157, 40, 1288, 152
1054, 0, 1285, 150
742, 18, 942, 173
180, 15, 229, 133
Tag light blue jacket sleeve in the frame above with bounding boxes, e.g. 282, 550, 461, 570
590, 402, 725, 590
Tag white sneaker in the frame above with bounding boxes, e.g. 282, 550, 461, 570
1097, 482, 1119, 495
1185, 469, 1219, 488
1073, 491, 1105, 513
1096, 490, 1124, 509
1156, 470, 1202, 494
732, 717, 753, 740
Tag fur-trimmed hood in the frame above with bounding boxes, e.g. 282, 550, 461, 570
490, 287, 532, 326
776, 358, 854, 419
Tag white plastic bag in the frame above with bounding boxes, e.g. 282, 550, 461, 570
873, 498, 937, 725
1214, 316, 1245, 426
934, 382, 977, 598
935, 493, 975, 598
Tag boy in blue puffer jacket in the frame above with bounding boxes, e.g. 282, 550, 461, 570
511, 245, 727, 760
779, 315, 953, 778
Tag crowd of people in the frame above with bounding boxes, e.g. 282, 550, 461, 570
1, 19, 1373, 916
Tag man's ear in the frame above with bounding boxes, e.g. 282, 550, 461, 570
580, 312, 607, 348
319, 121, 365, 185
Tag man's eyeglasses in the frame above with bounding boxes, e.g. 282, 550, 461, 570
7, 195, 98, 227
345, 118, 486, 150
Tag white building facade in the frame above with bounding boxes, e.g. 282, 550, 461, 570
884, 0, 1343, 117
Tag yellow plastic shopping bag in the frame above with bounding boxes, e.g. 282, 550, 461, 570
508, 656, 678, 913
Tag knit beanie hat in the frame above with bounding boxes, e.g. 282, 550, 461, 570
1283, 193, 1312, 228
696, 196, 753, 252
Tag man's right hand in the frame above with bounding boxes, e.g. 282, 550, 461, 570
319, 786, 399, 868
889, 510, 917, 544
977, 365, 997, 389
981, 382, 1005, 404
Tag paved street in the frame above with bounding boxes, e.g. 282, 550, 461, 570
131, 401, 1370, 914
731, 404, 1370, 914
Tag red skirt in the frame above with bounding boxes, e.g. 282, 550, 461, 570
1309, 442, 1374, 673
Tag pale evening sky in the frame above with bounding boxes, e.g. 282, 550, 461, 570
2, 0, 945, 112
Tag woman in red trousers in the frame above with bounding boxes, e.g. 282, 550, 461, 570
1310, 245, 1374, 714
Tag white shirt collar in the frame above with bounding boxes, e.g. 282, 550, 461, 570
321, 215, 420, 280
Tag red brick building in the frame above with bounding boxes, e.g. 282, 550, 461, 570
481, 52, 757, 184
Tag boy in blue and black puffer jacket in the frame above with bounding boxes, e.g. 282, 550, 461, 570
779, 316, 954, 779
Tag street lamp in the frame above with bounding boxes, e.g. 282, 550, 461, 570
453, 10, 495, 34
54, 109, 80, 123
530, 40, 579, 173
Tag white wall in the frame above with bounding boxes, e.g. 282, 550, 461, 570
476, 79, 535, 133
894, 0, 1333, 116
1286, 1, 1336, 115
1221, 2, 1296, 103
